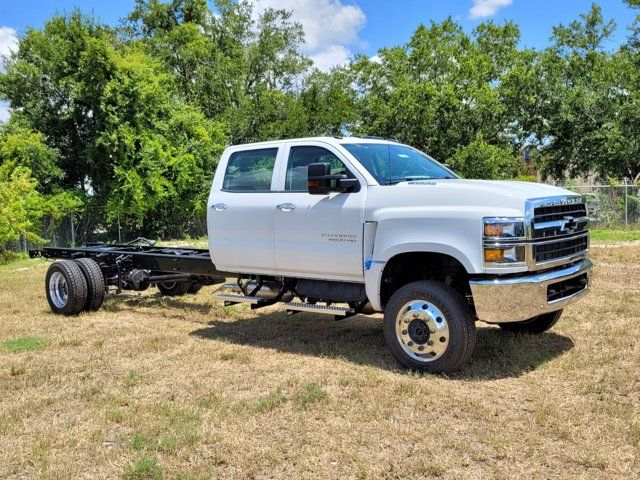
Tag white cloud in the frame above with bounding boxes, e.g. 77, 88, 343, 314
252, 0, 366, 71
0, 26, 18, 70
0, 102, 9, 123
310, 45, 351, 72
468, 0, 512, 19
0, 27, 17, 123
369, 54, 382, 64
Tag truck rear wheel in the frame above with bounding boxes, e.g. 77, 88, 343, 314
45, 260, 88, 315
74, 258, 106, 311
157, 281, 191, 296
499, 310, 562, 334
383, 281, 476, 374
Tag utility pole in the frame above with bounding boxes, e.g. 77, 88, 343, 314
624, 178, 629, 229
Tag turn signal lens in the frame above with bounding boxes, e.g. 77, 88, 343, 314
484, 248, 505, 262
483, 246, 526, 265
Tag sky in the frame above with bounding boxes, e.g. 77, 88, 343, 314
1, 0, 639, 119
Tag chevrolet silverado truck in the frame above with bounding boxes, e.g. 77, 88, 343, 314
31, 136, 592, 373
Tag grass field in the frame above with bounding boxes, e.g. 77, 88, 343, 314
0, 240, 638, 479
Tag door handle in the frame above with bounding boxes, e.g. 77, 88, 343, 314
212, 203, 228, 211
276, 203, 296, 212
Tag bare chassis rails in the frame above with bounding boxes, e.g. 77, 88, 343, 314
29, 242, 225, 292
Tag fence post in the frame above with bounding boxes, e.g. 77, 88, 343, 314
70, 213, 76, 247
118, 213, 122, 243
624, 178, 629, 229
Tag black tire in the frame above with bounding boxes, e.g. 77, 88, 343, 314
74, 258, 106, 311
157, 281, 191, 296
499, 310, 562, 334
45, 260, 88, 315
188, 283, 203, 294
383, 281, 476, 374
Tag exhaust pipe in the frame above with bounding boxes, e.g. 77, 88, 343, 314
214, 280, 293, 302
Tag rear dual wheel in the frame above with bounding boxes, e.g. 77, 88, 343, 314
45, 258, 105, 315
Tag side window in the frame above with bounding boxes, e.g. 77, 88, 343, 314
285, 146, 353, 191
223, 148, 277, 191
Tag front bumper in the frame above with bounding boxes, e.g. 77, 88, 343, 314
469, 259, 592, 323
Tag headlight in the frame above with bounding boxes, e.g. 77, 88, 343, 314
483, 217, 527, 266
482, 217, 525, 239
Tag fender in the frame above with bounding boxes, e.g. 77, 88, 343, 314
364, 242, 474, 312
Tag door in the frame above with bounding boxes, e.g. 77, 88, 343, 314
273, 143, 366, 281
208, 146, 280, 274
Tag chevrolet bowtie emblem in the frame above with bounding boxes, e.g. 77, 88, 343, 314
561, 216, 577, 234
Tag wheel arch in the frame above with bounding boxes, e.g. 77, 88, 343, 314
364, 244, 474, 312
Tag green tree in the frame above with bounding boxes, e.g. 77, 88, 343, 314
127, 0, 312, 142
0, 123, 80, 259
350, 18, 524, 173
0, 11, 226, 236
98, 46, 227, 230
534, 4, 631, 179
449, 137, 523, 179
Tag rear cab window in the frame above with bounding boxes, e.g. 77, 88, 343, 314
223, 148, 278, 191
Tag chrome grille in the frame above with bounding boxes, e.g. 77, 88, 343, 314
527, 196, 590, 268
534, 235, 588, 263
533, 203, 587, 223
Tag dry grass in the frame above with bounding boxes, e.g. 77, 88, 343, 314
0, 242, 638, 479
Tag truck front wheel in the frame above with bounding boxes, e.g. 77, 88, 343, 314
383, 281, 476, 374
498, 310, 562, 334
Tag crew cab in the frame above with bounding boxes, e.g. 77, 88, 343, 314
32, 136, 592, 373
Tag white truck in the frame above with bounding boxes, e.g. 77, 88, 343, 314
32, 136, 592, 373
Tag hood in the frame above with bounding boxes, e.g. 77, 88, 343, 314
403, 179, 576, 201
365, 179, 580, 219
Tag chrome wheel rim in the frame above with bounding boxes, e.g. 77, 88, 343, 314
49, 271, 68, 308
160, 282, 176, 289
395, 300, 450, 362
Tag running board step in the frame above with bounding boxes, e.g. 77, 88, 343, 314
283, 302, 352, 316
215, 293, 262, 305
215, 293, 356, 319
215, 293, 357, 320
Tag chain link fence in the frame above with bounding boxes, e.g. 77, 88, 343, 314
5, 206, 208, 253
559, 183, 640, 228
4, 181, 639, 254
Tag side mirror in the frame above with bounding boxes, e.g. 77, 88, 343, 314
308, 162, 331, 195
307, 163, 359, 194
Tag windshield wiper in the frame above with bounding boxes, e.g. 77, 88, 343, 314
386, 176, 432, 185
386, 175, 455, 185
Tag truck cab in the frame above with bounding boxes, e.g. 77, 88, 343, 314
207, 136, 592, 373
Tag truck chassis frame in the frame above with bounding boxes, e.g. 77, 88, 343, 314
29, 240, 366, 320
30, 240, 225, 293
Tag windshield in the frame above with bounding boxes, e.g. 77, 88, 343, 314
341, 143, 457, 185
